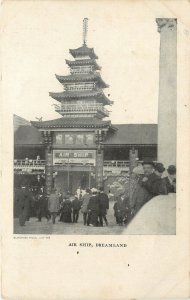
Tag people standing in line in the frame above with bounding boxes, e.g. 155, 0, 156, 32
142, 162, 166, 197
61, 195, 72, 223
15, 185, 33, 226
72, 195, 81, 223
81, 188, 91, 225
98, 187, 109, 226
87, 188, 100, 227
162, 165, 176, 194
48, 188, 60, 224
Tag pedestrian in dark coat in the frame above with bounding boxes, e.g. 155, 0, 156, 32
87, 188, 100, 226
98, 187, 109, 226
142, 163, 167, 197
61, 195, 72, 223
130, 175, 152, 216
36, 190, 50, 222
72, 196, 81, 223
113, 194, 127, 226
48, 188, 60, 224
162, 165, 176, 194
129, 162, 154, 217
16, 186, 33, 226
81, 189, 91, 225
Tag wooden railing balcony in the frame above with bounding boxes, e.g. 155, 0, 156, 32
103, 160, 145, 174
54, 104, 109, 117
14, 159, 45, 170
103, 160, 130, 171
103, 160, 130, 168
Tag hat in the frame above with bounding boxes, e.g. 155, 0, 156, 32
167, 165, 176, 175
154, 163, 165, 173
133, 166, 144, 175
91, 188, 97, 194
142, 160, 155, 167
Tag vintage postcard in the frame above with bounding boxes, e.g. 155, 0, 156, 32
1, 0, 190, 299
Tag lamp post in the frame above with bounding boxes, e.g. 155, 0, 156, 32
89, 165, 91, 188
67, 157, 70, 193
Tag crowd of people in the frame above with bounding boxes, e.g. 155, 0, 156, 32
14, 161, 176, 228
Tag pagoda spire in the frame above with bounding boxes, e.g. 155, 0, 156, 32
83, 18, 88, 45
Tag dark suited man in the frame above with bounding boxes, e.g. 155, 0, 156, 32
98, 187, 109, 226
162, 165, 176, 194
72, 196, 81, 223
87, 188, 100, 227
130, 161, 154, 215
36, 189, 51, 222
16, 185, 33, 226
142, 162, 166, 197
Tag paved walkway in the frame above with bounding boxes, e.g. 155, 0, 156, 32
14, 201, 124, 235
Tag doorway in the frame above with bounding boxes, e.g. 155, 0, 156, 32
54, 170, 96, 195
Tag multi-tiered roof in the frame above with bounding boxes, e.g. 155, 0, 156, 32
32, 18, 115, 130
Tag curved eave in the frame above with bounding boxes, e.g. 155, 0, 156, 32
69, 49, 98, 59
55, 74, 109, 88
49, 91, 113, 105
31, 122, 111, 130
65, 59, 101, 70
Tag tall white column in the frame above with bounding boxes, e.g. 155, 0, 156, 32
156, 18, 177, 167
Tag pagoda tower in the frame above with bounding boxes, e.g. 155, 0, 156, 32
32, 18, 116, 193
50, 18, 112, 120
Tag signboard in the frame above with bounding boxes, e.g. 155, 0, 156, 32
53, 150, 96, 166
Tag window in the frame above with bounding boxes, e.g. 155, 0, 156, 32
65, 134, 74, 145
86, 134, 94, 145
65, 82, 95, 91
71, 66, 92, 74
76, 134, 84, 145
55, 133, 63, 144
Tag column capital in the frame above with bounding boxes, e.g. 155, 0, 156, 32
156, 18, 177, 33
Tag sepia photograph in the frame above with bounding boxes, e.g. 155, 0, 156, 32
1, 1, 190, 300
13, 14, 177, 235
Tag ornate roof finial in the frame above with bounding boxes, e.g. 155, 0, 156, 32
83, 18, 88, 45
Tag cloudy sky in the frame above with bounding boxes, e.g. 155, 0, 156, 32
2, 0, 182, 124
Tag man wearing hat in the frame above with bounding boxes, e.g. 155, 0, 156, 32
129, 161, 154, 217
15, 185, 33, 226
87, 188, 100, 226
162, 165, 176, 194
142, 162, 167, 197
72, 195, 81, 223
98, 187, 109, 227
81, 188, 91, 225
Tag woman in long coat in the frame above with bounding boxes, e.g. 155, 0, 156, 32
61, 196, 72, 223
